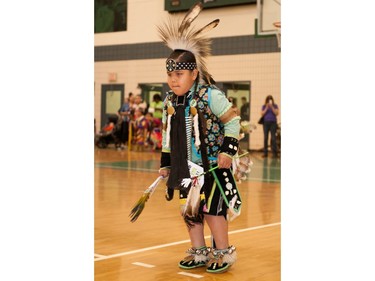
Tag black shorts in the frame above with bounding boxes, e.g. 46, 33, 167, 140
179, 168, 238, 218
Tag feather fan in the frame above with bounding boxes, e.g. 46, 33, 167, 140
129, 176, 164, 222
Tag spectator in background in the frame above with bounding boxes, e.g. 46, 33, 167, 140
228, 97, 239, 116
117, 92, 133, 149
145, 112, 162, 151
148, 93, 163, 121
260, 95, 279, 158
240, 97, 250, 121
101, 121, 115, 133
132, 94, 148, 115
133, 108, 149, 150
239, 96, 250, 144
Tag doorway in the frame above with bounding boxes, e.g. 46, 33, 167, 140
100, 84, 124, 128
138, 83, 169, 106
217, 81, 251, 149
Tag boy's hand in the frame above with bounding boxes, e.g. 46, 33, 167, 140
218, 153, 232, 169
159, 168, 170, 178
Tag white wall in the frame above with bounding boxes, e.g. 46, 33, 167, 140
95, 0, 257, 46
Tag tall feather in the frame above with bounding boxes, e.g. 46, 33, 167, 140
178, 2, 203, 35
192, 19, 220, 37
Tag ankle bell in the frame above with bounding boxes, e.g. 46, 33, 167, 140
207, 245, 237, 266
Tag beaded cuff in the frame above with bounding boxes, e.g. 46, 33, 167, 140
219, 136, 239, 157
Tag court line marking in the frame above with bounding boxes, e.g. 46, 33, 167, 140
132, 262, 155, 268
95, 164, 158, 173
94, 222, 280, 262
246, 177, 280, 183
178, 272, 204, 279
94, 253, 107, 258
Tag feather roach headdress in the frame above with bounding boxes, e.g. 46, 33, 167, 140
157, 1, 219, 84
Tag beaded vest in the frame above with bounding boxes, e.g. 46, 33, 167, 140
164, 85, 225, 164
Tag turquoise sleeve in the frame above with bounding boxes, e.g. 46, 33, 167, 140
209, 88, 240, 138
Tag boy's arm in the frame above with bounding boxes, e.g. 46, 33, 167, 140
210, 88, 241, 163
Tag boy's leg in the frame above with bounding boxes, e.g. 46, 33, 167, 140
204, 215, 228, 249
179, 223, 208, 269
204, 215, 237, 273
188, 223, 206, 248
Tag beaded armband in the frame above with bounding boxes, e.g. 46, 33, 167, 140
218, 136, 239, 157
184, 247, 209, 262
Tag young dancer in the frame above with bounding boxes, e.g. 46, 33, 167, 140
157, 2, 242, 274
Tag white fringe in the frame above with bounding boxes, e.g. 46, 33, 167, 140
193, 113, 200, 149
165, 114, 172, 148
231, 156, 239, 177
222, 250, 237, 265
195, 253, 209, 262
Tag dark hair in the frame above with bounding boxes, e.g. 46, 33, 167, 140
168, 49, 196, 64
167, 49, 215, 84
228, 97, 237, 106
265, 95, 274, 104
153, 94, 162, 102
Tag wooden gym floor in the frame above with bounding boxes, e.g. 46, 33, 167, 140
94, 147, 281, 281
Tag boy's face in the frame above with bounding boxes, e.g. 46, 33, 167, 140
167, 69, 198, 96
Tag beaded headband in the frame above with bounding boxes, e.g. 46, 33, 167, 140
166, 59, 197, 72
